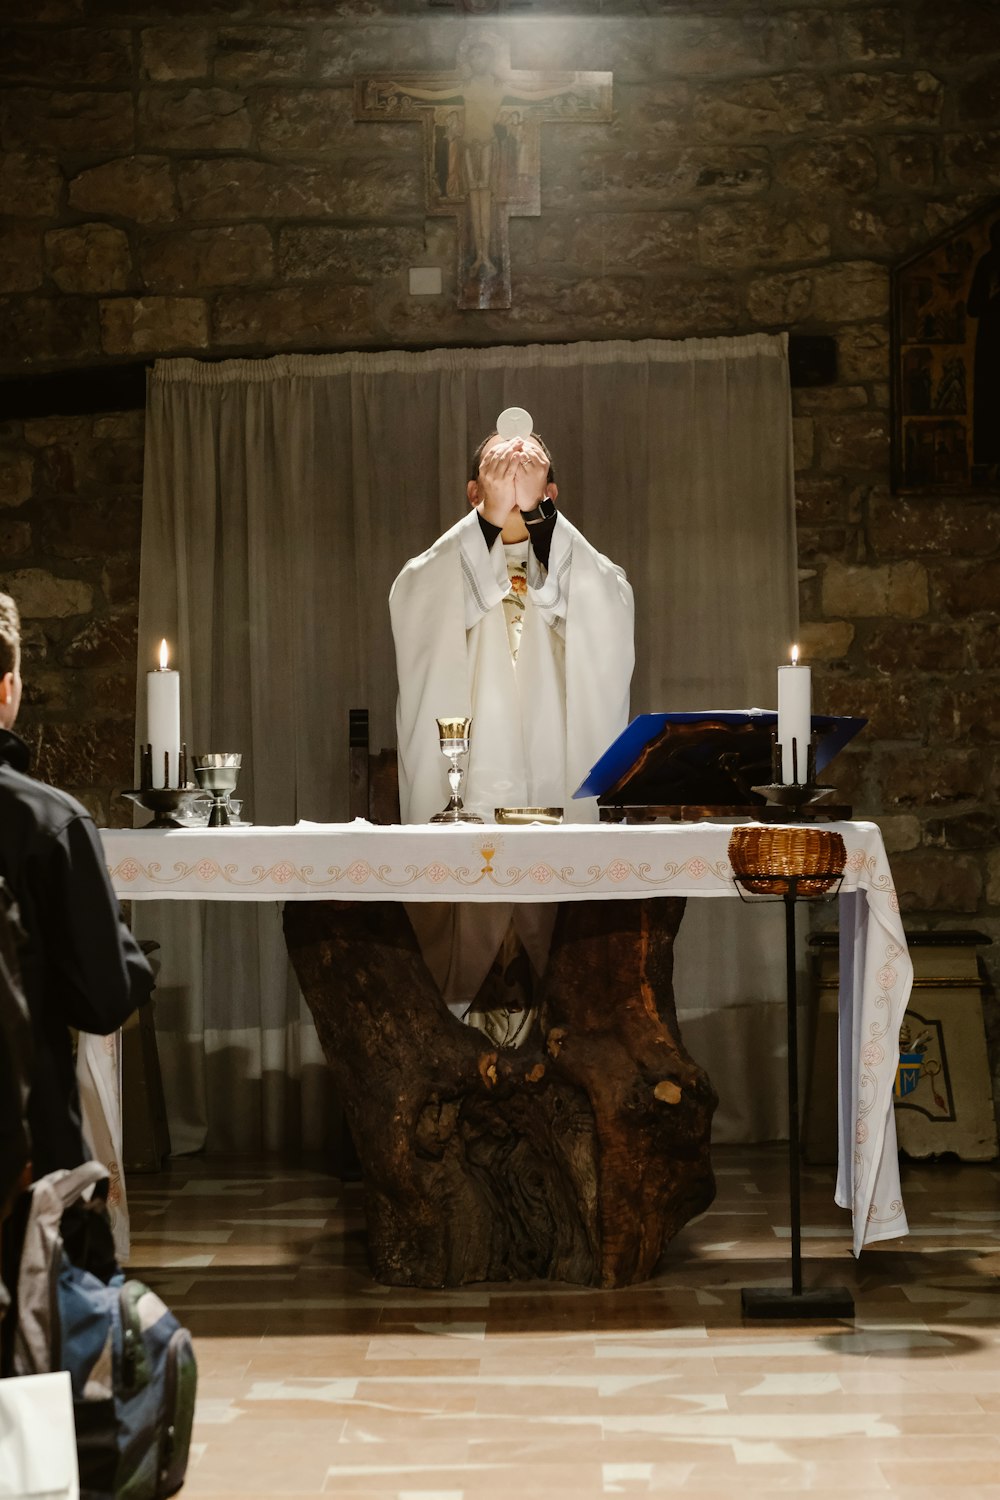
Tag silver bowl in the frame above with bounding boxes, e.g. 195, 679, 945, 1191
193, 754, 242, 825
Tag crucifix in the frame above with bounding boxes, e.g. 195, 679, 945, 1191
354, 33, 612, 310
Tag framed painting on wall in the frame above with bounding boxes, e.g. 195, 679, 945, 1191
892, 196, 1000, 493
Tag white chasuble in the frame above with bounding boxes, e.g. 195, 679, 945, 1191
390, 509, 635, 1006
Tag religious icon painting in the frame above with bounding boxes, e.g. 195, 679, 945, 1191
892, 195, 1000, 491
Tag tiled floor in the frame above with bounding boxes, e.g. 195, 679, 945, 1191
126, 1147, 1000, 1499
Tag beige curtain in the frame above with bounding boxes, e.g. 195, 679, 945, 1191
137, 334, 797, 1153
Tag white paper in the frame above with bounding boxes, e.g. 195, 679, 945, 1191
0, 1372, 79, 1499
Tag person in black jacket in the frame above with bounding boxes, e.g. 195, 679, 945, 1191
0, 592, 154, 1178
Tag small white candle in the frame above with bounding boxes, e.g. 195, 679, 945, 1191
147, 638, 180, 789
777, 644, 811, 784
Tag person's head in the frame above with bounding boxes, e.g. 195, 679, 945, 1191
0, 594, 22, 731
468, 430, 556, 486
467, 432, 560, 519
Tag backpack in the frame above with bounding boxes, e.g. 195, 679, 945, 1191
12, 1161, 197, 1500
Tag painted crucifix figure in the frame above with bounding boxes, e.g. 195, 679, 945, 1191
355, 33, 612, 310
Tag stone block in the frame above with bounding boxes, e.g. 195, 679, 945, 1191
796, 619, 854, 662
37, 496, 141, 560
774, 137, 878, 194
0, 226, 44, 293
819, 673, 922, 740
884, 135, 939, 189
945, 131, 1000, 191
819, 413, 891, 473
822, 561, 928, 619
101, 553, 140, 606
833, 71, 943, 129
880, 748, 986, 807
933, 559, 1000, 617
24, 717, 134, 790
0, 517, 30, 558
837, 324, 890, 383
988, 849, 1000, 906
279, 225, 424, 283
0, 90, 133, 152
795, 475, 851, 524
140, 27, 211, 82
140, 225, 273, 291
699, 202, 828, 268
313, 22, 431, 81
746, 270, 813, 325
70, 156, 177, 224
24, 415, 143, 493
934, 685, 1000, 744
837, 8, 904, 60
45, 223, 131, 294
911, 3, 1000, 65
654, 13, 766, 75
685, 147, 771, 197
869, 494, 1000, 559
61, 609, 138, 668
960, 63, 1000, 123
926, 812, 1000, 851
0, 568, 92, 619
212, 286, 371, 348
792, 416, 814, 470
177, 156, 419, 220
837, 199, 928, 259
0, 153, 62, 217
890, 849, 982, 915
0, 27, 131, 87
138, 87, 253, 150
255, 88, 404, 152
810, 261, 888, 323
215, 27, 310, 82
874, 814, 921, 854
0, 450, 32, 507
100, 296, 209, 356
971, 623, 1000, 670
644, 276, 740, 336
544, 146, 770, 210
0, 296, 100, 366
793, 386, 869, 415
523, 212, 697, 273
757, 9, 837, 67
693, 75, 830, 142
864, 623, 967, 674
616, 83, 693, 146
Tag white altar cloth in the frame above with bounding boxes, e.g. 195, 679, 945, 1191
100, 818, 912, 1256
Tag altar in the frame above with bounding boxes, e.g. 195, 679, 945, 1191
99, 817, 911, 1264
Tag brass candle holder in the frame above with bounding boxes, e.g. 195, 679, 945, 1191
430, 717, 483, 824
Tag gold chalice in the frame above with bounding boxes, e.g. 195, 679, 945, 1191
430, 716, 483, 824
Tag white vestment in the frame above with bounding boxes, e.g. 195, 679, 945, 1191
390, 508, 634, 1005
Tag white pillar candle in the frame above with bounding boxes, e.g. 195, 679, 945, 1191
777, 645, 811, 784
147, 638, 180, 789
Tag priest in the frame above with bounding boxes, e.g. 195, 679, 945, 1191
389, 423, 635, 1040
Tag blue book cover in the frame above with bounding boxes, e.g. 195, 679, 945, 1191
573, 709, 867, 800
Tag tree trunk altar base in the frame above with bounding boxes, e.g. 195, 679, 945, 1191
283, 896, 716, 1288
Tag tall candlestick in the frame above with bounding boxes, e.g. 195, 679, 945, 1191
147, 638, 181, 790
777, 644, 811, 785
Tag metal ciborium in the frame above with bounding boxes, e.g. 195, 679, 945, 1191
193, 753, 242, 827
430, 717, 483, 824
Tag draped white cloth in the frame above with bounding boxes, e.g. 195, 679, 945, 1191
137, 334, 797, 1153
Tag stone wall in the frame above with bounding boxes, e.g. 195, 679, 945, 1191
1, 0, 999, 1102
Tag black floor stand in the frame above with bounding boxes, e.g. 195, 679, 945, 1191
739, 884, 855, 1321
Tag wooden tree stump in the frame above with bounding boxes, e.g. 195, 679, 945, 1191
284, 897, 716, 1288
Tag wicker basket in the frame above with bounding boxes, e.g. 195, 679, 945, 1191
728, 825, 847, 897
